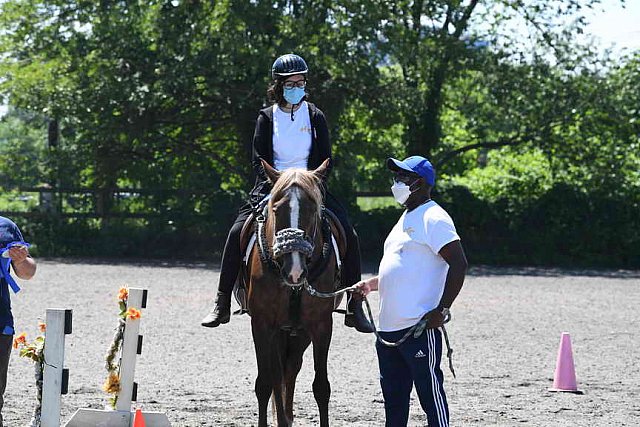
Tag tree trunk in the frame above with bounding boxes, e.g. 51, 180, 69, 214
94, 143, 119, 220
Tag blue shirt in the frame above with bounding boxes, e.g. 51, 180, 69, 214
0, 216, 25, 335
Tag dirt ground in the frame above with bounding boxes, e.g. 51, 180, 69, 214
3, 259, 640, 426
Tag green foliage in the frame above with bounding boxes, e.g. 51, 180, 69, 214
352, 205, 403, 262
21, 215, 225, 259
0, 112, 48, 188
454, 148, 554, 214
436, 181, 640, 268
357, 196, 397, 212
0, 190, 39, 212
332, 97, 405, 204
0, 1, 638, 268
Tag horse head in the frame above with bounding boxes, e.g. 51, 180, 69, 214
261, 159, 330, 286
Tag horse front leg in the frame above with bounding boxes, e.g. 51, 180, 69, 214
283, 333, 311, 425
309, 320, 333, 427
252, 324, 276, 427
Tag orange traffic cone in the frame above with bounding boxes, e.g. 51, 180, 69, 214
133, 408, 146, 427
549, 332, 582, 394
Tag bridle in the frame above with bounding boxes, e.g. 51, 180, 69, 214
255, 192, 337, 290
255, 187, 321, 284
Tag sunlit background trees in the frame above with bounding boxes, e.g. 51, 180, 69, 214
1, 0, 638, 267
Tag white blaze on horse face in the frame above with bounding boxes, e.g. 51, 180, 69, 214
289, 187, 304, 283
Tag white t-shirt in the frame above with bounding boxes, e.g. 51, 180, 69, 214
377, 200, 460, 332
273, 102, 312, 171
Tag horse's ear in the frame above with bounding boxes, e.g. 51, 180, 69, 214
313, 158, 331, 181
261, 159, 281, 184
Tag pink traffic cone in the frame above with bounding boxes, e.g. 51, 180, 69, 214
549, 332, 582, 394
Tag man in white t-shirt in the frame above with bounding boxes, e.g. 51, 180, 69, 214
355, 155, 468, 427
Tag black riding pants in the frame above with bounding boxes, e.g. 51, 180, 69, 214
216, 203, 253, 296
216, 195, 361, 295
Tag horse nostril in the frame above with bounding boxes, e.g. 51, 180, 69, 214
288, 268, 306, 284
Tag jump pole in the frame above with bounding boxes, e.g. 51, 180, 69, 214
41, 308, 72, 427
65, 288, 171, 426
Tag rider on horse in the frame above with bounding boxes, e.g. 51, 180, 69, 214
201, 53, 374, 333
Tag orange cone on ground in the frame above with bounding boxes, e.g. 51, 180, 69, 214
133, 408, 146, 427
549, 332, 582, 394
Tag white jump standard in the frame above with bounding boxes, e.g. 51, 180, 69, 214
40, 308, 72, 427
65, 288, 171, 427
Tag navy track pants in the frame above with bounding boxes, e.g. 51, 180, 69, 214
376, 327, 449, 427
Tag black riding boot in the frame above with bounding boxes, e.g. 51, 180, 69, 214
345, 292, 374, 333
202, 214, 247, 328
201, 290, 232, 327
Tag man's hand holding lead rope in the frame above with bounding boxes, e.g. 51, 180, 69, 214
354, 276, 378, 298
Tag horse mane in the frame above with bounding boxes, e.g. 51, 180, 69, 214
268, 168, 323, 216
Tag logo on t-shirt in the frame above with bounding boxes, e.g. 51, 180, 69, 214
414, 350, 426, 358
299, 125, 312, 134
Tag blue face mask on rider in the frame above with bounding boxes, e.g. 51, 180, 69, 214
283, 87, 305, 105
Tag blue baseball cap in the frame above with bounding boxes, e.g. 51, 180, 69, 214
387, 156, 436, 186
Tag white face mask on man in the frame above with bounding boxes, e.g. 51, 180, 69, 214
390, 180, 417, 205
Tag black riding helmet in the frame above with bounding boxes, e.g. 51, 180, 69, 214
271, 54, 308, 80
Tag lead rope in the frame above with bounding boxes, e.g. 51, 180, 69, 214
362, 297, 456, 378
301, 280, 456, 378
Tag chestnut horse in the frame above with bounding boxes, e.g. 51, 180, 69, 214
247, 159, 340, 427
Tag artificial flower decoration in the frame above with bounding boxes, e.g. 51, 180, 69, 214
13, 332, 27, 349
126, 307, 142, 320
102, 372, 121, 394
14, 327, 46, 426
117, 286, 129, 302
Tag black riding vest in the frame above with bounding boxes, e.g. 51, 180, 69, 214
249, 102, 332, 205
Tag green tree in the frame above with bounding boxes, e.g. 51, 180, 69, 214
367, 0, 619, 160
0, 110, 48, 188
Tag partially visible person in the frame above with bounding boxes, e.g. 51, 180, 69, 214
355, 156, 467, 427
0, 216, 37, 426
